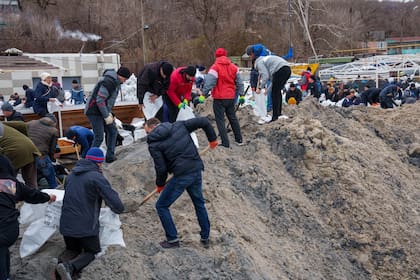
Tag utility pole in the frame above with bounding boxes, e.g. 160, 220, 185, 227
288, 0, 292, 50
140, 0, 147, 65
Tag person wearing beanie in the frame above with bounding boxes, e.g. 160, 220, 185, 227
245, 43, 274, 113
33, 72, 57, 117
201, 47, 245, 147
1, 102, 24, 121
252, 50, 291, 122
165, 65, 196, 122
56, 147, 124, 280
85, 67, 130, 163
70, 79, 85, 105
65, 126, 94, 158
27, 114, 59, 189
136, 61, 174, 121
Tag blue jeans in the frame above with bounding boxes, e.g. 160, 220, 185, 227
266, 80, 272, 111
87, 114, 118, 161
36, 156, 57, 189
156, 170, 210, 242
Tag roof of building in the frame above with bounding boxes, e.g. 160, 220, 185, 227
0, 54, 60, 72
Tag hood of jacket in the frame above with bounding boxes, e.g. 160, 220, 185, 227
147, 122, 173, 143
72, 159, 101, 175
214, 56, 232, 66
39, 116, 56, 127
102, 69, 120, 87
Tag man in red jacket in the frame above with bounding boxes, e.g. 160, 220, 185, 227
202, 48, 244, 148
166, 65, 196, 123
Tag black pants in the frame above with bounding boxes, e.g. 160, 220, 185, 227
163, 95, 179, 123
62, 235, 101, 273
213, 99, 242, 147
271, 66, 292, 120
0, 222, 19, 280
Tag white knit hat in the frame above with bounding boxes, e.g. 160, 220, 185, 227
40, 72, 51, 81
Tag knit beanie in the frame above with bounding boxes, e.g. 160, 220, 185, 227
161, 62, 174, 77
117, 67, 132, 79
215, 48, 227, 58
1, 102, 13, 112
40, 72, 51, 81
85, 147, 105, 163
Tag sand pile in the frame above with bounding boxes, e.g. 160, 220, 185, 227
11, 98, 420, 279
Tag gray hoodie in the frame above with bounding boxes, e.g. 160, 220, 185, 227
255, 55, 290, 89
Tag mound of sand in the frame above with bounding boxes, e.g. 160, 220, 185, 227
11, 98, 420, 279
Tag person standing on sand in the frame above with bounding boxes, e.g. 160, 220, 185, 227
144, 117, 218, 249
0, 154, 56, 280
55, 147, 124, 280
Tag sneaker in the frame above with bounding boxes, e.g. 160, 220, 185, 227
200, 238, 210, 249
56, 262, 73, 280
160, 240, 180, 249
257, 118, 266, 125
264, 115, 272, 122
279, 115, 289, 120
235, 141, 245, 146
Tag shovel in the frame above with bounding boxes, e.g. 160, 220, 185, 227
139, 145, 212, 207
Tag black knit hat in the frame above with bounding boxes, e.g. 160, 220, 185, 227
184, 65, 196, 77
117, 67, 131, 79
161, 62, 174, 77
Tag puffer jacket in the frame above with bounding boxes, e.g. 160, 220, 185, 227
166, 67, 195, 106
59, 159, 124, 237
147, 117, 217, 186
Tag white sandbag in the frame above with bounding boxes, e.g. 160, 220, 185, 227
253, 91, 267, 118
47, 99, 63, 114
143, 91, 163, 119
134, 129, 147, 141
19, 189, 125, 258
131, 118, 145, 129
118, 129, 134, 146
99, 208, 125, 249
176, 106, 199, 148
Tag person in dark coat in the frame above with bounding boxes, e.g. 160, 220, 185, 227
22, 84, 35, 108
285, 83, 303, 104
1, 102, 24, 121
360, 85, 381, 106
145, 117, 218, 249
84, 67, 131, 163
65, 126, 94, 158
56, 147, 124, 280
379, 83, 402, 109
137, 61, 174, 121
0, 154, 56, 280
33, 72, 58, 117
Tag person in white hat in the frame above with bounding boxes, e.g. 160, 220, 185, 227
33, 72, 57, 117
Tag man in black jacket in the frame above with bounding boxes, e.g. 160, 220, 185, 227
1, 102, 24, 121
145, 117, 218, 248
0, 154, 56, 280
137, 61, 174, 121
56, 147, 124, 280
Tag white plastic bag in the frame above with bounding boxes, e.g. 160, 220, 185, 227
253, 91, 267, 118
19, 189, 125, 258
143, 91, 163, 119
176, 106, 199, 148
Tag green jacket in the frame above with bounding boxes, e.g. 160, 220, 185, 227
0, 122, 41, 169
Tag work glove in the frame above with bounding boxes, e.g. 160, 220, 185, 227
178, 102, 186, 109
238, 95, 245, 105
198, 95, 205, 103
209, 140, 219, 149
104, 113, 114, 125
156, 185, 165, 193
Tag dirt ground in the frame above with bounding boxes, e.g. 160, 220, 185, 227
10, 98, 420, 279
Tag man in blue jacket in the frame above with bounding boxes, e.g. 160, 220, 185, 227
145, 117, 218, 249
56, 147, 124, 280
65, 126, 94, 158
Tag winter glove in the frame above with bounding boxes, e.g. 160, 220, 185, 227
198, 95, 205, 103
156, 185, 165, 193
104, 113, 114, 125
55, 144, 61, 154
178, 102, 186, 109
238, 95, 245, 105
209, 140, 219, 149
